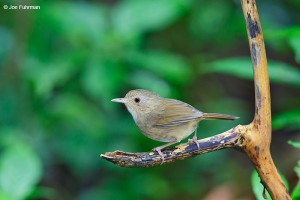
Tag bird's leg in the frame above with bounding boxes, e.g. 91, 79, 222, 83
152, 140, 178, 165
188, 129, 200, 150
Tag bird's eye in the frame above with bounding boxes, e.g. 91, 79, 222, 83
134, 98, 140, 103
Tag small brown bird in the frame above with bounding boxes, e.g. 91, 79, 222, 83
112, 89, 239, 163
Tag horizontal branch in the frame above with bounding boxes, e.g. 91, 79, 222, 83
101, 125, 246, 168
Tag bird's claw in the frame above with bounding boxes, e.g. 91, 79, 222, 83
189, 134, 200, 150
152, 147, 164, 165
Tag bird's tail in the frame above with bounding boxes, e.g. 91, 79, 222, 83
202, 113, 239, 120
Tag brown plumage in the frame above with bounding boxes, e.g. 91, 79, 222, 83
112, 89, 239, 163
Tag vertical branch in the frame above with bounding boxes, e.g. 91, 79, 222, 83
241, 0, 271, 134
240, 0, 291, 199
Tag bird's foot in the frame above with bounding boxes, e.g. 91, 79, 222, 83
152, 147, 164, 165
188, 134, 200, 150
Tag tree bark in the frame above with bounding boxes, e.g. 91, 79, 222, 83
101, 0, 291, 199
240, 0, 291, 199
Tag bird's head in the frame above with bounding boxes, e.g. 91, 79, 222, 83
111, 89, 162, 119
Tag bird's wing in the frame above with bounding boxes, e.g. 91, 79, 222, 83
154, 99, 203, 127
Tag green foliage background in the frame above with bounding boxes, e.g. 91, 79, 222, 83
0, 0, 299, 199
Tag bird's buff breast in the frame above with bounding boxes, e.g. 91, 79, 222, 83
137, 119, 199, 142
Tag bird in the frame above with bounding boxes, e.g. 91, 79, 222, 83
111, 89, 239, 164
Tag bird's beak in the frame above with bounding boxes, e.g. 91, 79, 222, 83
111, 98, 126, 103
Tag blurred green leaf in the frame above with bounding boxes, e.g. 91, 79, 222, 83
40, 1, 107, 46
189, 1, 231, 38
264, 26, 300, 55
0, 128, 24, 148
0, 144, 42, 200
48, 95, 107, 174
0, 193, 6, 200
293, 183, 300, 200
288, 141, 300, 149
295, 161, 300, 178
53, 131, 102, 176
128, 70, 171, 97
23, 57, 78, 97
112, 0, 190, 37
292, 161, 300, 200
264, 26, 300, 40
251, 170, 289, 200
49, 93, 105, 135
126, 50, 192, 84
0, 27, 14, 64
0, 90, 19, 125
26, 186, 56, 200
129, 173, 172, 199
201, 57, 300, 87
289, 36, 300, 63
81, 59, 124, 104
273, 109, 300, 130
